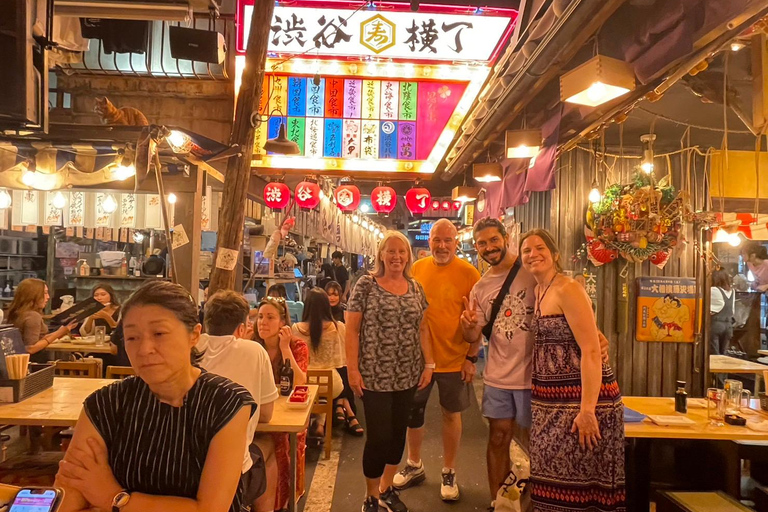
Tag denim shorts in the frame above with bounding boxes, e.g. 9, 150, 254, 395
482, 385, 532, 428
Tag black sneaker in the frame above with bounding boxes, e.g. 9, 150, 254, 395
379, 486, 408, 512
362, 495, 380, 512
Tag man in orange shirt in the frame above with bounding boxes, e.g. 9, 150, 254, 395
393, 219, 481, 502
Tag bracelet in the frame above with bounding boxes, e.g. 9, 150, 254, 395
424, 363, 436, 369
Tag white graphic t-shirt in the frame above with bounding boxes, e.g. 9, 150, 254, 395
469, 263, 536, 390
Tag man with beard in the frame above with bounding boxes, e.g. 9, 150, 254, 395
393, 219, 481, 502
462, 218, 608, 511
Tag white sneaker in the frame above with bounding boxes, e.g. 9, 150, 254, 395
440, 468, 459, 501
393, 459, 425, 489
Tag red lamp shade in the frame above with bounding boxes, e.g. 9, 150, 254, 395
295, 181, 321, 211
334, 184, 361, 213
431, 199, 441, 210
453, 200, 462, 211
405, 187, 431, 216
441, 200, 451, 211
371, 186, 397, 215
263, 182, 290, 211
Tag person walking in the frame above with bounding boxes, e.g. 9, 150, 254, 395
331, 251, 350, 300
347, 231, 434, 512
394, 219, 480, 501
460, 218, 537, 510
519, 229, 625, 511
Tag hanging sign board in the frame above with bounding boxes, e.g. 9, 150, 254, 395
237, 2, 516, 63
636, 277, 697, 343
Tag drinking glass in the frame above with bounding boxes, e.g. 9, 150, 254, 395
95, 326, 106, 346
724, 379, 750, 414
707, 388, 726, 426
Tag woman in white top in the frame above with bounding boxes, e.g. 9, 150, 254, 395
710, 269, 734, 355
292, 288, 359, 439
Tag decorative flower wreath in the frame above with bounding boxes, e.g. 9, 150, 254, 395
575, 173, 691, 268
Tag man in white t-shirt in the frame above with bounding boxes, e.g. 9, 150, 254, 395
199, 290, 279, 507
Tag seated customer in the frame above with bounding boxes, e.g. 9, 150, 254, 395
79, 284, 120, 336
267, 283, 303, 324
55, 280, 255, 512
198, 290, 280, 508
8, 278, 76, 363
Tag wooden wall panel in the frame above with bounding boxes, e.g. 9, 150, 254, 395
512, 147, 708, 397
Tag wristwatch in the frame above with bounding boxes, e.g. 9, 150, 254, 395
112, 490, 131, 512
465, 354, 478, 364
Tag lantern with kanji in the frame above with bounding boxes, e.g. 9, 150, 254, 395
294, 180, 321, 211
334, 184, 361, 213
405, 187, 431, 217
263, 182, 290, 212
371, 186, 397, 216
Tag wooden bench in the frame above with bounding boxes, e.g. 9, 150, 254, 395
656, 491, 753, 512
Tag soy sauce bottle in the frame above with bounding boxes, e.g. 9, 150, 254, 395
280, 359, 294, 396
675, 380, 688, 414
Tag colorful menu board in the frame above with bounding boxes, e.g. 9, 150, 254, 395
255, 75, 467, 163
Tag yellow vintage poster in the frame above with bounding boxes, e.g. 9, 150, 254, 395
636, 277, 696, 343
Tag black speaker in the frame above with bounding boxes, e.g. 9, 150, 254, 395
169, 26, 225, 64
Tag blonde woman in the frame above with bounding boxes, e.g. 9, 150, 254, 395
346, 231, 434, 512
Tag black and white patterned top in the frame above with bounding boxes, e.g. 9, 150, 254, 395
83, 371, 255, 512
347, 275, 428, 392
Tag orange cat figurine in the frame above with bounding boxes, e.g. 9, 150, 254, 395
94, 97, 149, 126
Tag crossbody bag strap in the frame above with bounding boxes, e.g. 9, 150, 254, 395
482, 259, 522, 340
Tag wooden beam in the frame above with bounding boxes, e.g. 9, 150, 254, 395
208, 0, 274, 293
753, 33, 768, 130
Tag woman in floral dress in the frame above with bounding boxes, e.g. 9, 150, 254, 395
519, 229, 625, 512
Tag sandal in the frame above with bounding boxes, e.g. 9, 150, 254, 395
345, 415, 364, 437
333, 404, 346, 427
309, 417, 325, 439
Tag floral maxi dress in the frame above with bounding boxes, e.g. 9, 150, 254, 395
529, 315, 626, 511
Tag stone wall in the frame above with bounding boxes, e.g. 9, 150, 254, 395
51, 74, 234, 143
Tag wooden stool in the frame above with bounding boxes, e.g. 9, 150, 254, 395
656, 491, 752, 512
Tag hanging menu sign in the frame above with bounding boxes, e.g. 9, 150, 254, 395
68, 191, 84, 226
120, 194, 136, 228
238, 3, 516, 63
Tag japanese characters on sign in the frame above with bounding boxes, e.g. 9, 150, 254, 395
636, 277, 697, 343
239, 3, 515, 63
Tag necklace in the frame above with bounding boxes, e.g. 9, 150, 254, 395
534, 273, 558, 318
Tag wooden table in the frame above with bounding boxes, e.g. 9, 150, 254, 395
0, 377, 113, 426
624, 396, 768, 511
46, 342, 117, 355
255, 385, 318, 512
709, 354, 767, 393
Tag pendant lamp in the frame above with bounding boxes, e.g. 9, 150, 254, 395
560, 55, 635, 107
264, 122, 300, 155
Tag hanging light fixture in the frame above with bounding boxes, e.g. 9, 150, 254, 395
264, 121, 301, 155
452, 185, 479, 202
166, 130, 192, 153
473, 162, 503, 183
731, 41, 746, 52
0, 189, 11, 210
588, 179, 602, 203
728, 233, 742, 247
167, 193, 177, 204
52, 191, 67, 209
102, 194, 117, 214
505, 130, 541, 159
560, 55, 635, 107
640, 133, 656, 174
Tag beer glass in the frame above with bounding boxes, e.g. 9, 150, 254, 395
707, 388, 726, 426
95, 326, 106, 346
724, 379, 751, 414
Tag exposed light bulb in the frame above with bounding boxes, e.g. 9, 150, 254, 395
374, 228, 381, 235
102, 194, 117, 213
21, 170, 36, 187
588, 180, 601, 203
167, 193, 177, 204
167, 130, 189, 149
352, 214, 359, 223
713, 229, 731, 243
52, 191, 67, 209
641, 161, 654, 174
133, 231, 145, 243
368, 224, 375, 232
731, 41, 746, 52
0, 190, 11, 210
114, 164, 136, 181
362, 220, 369, 229
586, 82, 609, 104
728, 233, 742, 247
378, 232, 385, 239
360, 203, 370, 213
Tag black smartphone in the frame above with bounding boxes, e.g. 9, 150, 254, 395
9, 488, 62, 512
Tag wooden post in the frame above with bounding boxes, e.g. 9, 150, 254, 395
208, 0, 274, 294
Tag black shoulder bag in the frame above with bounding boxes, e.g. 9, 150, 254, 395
481, 259, 521, 340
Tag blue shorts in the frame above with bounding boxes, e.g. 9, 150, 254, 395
482, 385, 531, 428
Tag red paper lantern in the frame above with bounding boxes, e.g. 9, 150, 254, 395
294, 181, 321, 211
441, 200, 451, 211
334, 184, 361, 213
453, 201, 462, 211
405, 187, 431, 216
431, 199, 441, 210
263, 182, 290, 211
371, 186, 397, 215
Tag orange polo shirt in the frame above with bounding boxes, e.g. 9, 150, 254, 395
413, 256, 481, 373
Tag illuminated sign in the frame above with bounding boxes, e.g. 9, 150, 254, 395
238, 2, 516, 63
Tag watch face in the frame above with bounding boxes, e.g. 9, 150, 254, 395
113, 492, 130, 507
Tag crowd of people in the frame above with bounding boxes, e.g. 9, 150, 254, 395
3, 216, 634, 512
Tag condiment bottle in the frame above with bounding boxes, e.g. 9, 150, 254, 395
279, 359, 294, 396
120, 256, 128, 276
675, 380, 688, 414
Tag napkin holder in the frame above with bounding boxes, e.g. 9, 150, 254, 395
0, 363, 55, 403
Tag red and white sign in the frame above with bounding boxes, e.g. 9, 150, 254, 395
405, 187, 431, 216
237, 2, 517, 63
371, 186, 397, 215
295, 181, 321, 210
264, 182, 291, 211
334, 184, 361, 213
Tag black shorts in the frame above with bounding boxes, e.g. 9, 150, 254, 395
241, 441, 266, 504
407, 371, 472, 429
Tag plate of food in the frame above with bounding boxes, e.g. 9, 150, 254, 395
286, 386, 311, 409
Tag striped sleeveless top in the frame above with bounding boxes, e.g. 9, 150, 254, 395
84, 371, 255, 512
